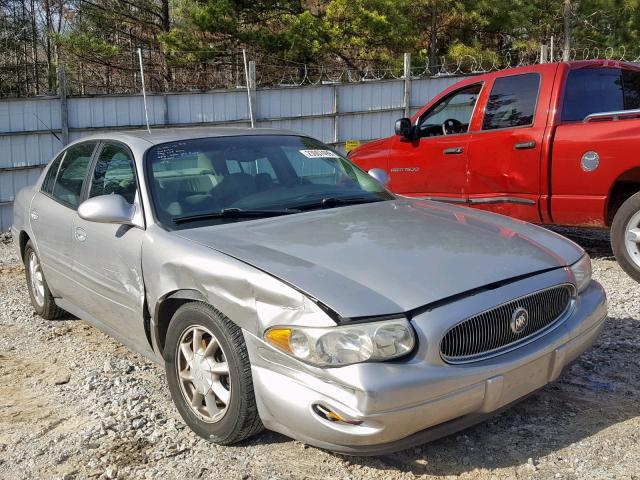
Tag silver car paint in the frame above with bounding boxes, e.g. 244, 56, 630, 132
11, 127, 607, 453
176, 199, 584, 318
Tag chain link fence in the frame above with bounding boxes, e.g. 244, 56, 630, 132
2, 44, 640, 98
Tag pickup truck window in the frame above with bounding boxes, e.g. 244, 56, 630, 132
417, 84, 481, 137
562, 67, 640, 122
482, 73, 540, 130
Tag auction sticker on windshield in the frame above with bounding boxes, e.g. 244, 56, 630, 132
300, 149, 339, 158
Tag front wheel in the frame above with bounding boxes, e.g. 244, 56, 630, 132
611, 191, 640, 282
164, 302, 263, 444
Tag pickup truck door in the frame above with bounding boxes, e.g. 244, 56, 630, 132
466, 64, 558, 222
71, 141, 151, 355
387, 83, 483, 203
551, 65, 640, 226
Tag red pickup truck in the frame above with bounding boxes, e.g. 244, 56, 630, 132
349, 60, 640, 281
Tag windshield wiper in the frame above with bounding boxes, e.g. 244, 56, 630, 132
173, 208, 300, 224
292, 196, 383, 211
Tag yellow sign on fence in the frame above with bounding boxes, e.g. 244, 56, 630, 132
345, 140, 361, 153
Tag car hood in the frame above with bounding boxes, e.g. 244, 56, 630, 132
175, 199, 584, 319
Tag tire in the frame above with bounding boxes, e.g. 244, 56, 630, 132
611, 191, 640, 283
23, 240, 66, 320
164, 302, 263, 445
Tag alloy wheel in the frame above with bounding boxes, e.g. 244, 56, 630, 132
624, 210, 640, 268
28, 251, 45, 308
176, 324, 231, 423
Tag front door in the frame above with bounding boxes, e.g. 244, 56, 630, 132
387, 83, 482, 204
71, 142, 150, 354
29, 143, 96, 299
466, 66, 557, 222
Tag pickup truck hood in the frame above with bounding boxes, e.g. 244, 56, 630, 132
176, 199, 584, 319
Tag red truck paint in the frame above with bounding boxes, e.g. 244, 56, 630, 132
349, 60, 640, 227
350, 60, 640, 229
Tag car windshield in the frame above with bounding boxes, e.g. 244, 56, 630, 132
146, 135, 394, 228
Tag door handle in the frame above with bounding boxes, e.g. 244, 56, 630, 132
514, 140, 536, 150
74, 227, 86, 242
30, 209, 39, 220
443, 147, 464, 155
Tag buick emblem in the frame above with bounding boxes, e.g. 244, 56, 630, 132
510, 307, 529, 334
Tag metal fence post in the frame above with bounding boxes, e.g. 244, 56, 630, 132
403, 53, 411, 118
58, 65, 69, 145
248, 60, 257, 127
540, 44, 548, 64
333, 84, 339, 145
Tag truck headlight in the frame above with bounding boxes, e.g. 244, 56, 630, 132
265, 318, 415, 367
570, 254, 592, 293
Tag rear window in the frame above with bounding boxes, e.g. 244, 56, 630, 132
482, 73, 540, 130
562, 67, 640, 121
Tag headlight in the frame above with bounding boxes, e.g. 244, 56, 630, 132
570, 254, 592, 293
264, 318, 415, 367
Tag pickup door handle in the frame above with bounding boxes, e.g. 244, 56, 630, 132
443, 147, 464, 155
514, 140, 536, 150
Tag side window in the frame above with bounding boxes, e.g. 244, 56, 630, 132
418, 84, 482, 137
482, 73, 540, 130
561, 68, 623, 122
89, 143, 137, 204
622, 69, 640, 110
41, 152, 65, 195
51, 143, 95, 208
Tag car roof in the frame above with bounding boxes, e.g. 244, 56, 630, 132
73, 126, 300, 146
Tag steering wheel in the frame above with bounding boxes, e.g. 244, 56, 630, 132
442, 118, 463, 135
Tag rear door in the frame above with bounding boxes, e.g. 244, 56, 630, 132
71, 141, 150, 354
467, 65, 557, 222
387, 83, 482, 203
29, 142, 96, 299
551, 65, 640, 226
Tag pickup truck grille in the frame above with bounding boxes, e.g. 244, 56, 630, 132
440, 285, 573, 364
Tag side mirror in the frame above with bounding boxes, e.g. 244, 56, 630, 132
368, 168, 390, 188
395, 117, 413, 138
78, 194, 135, 225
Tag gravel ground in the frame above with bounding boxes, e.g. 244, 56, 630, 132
0, 228, 639, 480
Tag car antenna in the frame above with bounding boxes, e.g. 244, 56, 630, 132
242, 48, 255, 128
33, 114, 61, 142
137, 47, 152, 134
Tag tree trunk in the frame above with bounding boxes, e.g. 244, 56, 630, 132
428, 0, 438, 72
562, 0, 571, 61
160, 0, 171, 92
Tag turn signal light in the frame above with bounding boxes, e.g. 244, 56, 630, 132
312, 404, 363, 426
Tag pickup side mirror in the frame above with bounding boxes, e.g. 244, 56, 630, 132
395, 117, 413, 138
78, 194, 136, 225
368, 168, 390, 188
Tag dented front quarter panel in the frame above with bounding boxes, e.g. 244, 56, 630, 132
142, 224, 336, 360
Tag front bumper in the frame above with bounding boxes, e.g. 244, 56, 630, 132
245, 269, 607, 455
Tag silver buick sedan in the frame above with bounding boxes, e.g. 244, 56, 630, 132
12, 127, 607, 455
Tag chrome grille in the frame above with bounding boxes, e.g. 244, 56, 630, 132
440, 285, 574, 364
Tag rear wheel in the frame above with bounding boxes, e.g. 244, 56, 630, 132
23, 241, 66, 319
164, 302, 263, 444
611, 191, 640, 282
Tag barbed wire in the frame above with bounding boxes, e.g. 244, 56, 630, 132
1, 45, 639, 97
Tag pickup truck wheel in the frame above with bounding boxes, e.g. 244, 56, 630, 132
164, 302, 263, 445
23, 241, 66, 320
611, 191, 640, 282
